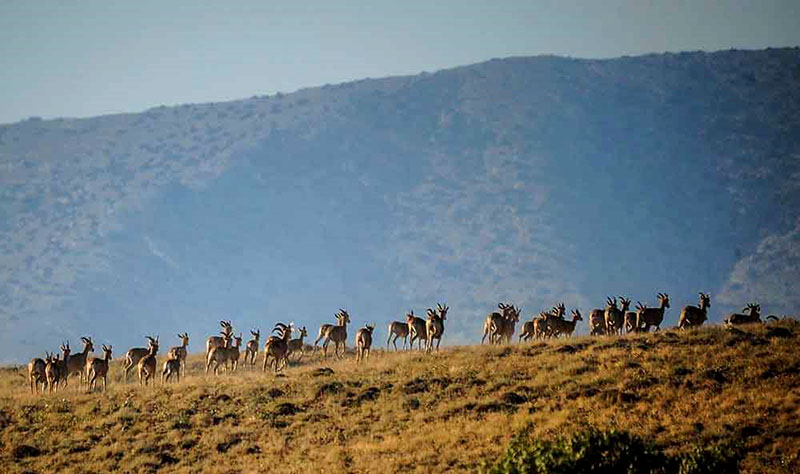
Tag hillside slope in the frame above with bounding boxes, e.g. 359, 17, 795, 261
1, 48, 799, 362
1, 324, 799, 473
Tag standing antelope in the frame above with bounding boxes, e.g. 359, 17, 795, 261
482, 303, 512, 345
207, 320, 233, 357
426, 303, 449, 353
549, 309, 583, 338
387, 313, 411, 351
66, 337, 94, 387
162, 357, 181, 383
166, 333, 189, 376
123, 336, 158, 383
206, 332, 233, 375
678, 293, 711, 329
137, 336, 159, 386
87, 345, 113, 392
44, 353, 60, 394
227, 333, 243, 372
636, 293, 670, 332
320, 310, 350, 358
244, 329, 260, 367
355, 323, 376, 362
588, 306, 607, 336
287, 326, 309, 361
54, 342, 71, 390
518, 317, 536, 342
263, 323, 293, 372
407, 311, 428, 350
28, 356, 46, 394
725, 303, 762, 325
604, 297, 631, 336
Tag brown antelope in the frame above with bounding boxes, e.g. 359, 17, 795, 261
87, 345, 113, 392
65, 336, 94, 386
725, 303, 762, 325
123, 336, 158, 382
27, 356, 46, 394
244, 329, 260, 367
624, 310, 638, 333
355, 323, 376, 362
44, 352, 60, 394
605, 297, 631, 335
407, 311, 427, 350
491, 304, 520, 344
162, 357, 181, 383
636, 293, 670, 332
588, 306, 606, 336
549, 309, 583, 337
166, 333, 189, 376
137, 336, 159, 386
206, 320, 233, 356
287, 326, 309, 361
482, 303, 512, 345
518, 318, 535, 342
53, 342, 71, 390
387, 313, 411, 351
263, 323, 293, 372
426, 303, 448, 352
320, 310, 350, 358
227, 333, 243, 371
206, 332, 233, 375
678, 293, 711, 329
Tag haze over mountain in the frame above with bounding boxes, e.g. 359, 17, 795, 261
1, 48, 799, 363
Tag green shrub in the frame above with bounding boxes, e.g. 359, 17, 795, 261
482, 427, 741, 474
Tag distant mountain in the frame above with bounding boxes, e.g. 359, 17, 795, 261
1, 48, 799, 363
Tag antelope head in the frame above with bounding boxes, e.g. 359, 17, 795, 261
426, 308, 436, 320
636, 301, 647, 313
658, 293, 670, 308
405, 310, 416, 323
250, 329, 260, 339
81, 336, 95, 353
606, 297, 617, 308
101, 344, 113, 360
699, 293, 711, 308
619, 297, 632, 311
571, 309, 583, 321
437, 303, 449, 320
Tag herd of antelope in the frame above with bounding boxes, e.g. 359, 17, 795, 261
24, 292, 781, 394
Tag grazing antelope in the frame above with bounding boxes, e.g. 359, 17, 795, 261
355, 323, 376, 362
678, 293, 711, 329
244, 329, 260, 367
87, 345, 113, 392
287, 326, 309, 361
387, 313, 411, 351
263, 322, 293, 372
123, 336, 158, 383
636, 293, 670, 332
549, 309, 583, 337
320, 310, 351, 358
65, 336, 94, 387
28, 357, 46, 394
407, 311, 428, 350
207, 320, 233, 356
605, 297, 631, 336
166, 333, 189, 376
137, 336, 159, 386
426, 303, 449, 352
162, 357, 181, 383
205, 332, 233, 375
44, 352, 60, 394
725, 303, 762, 325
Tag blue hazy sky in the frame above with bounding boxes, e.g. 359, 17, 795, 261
1, 0, 798, 124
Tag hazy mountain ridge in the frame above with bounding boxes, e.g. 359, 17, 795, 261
1, 48, 799, 362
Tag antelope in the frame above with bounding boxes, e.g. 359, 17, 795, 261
227, 333, 243, 372
482, 303, 511, 345
263, 322, 293, 372
725, 303, 762, 325
123, 336, 158, 382
44, 352, 60, 394
27, 356, 46, 394
207, 320, 233, 356
387, 313, 411, 351
549, 309, 583, 337
137, 336, 159, 386
287, 326, 308, 361
604, 297, 631, 336
205, 332, 233, 375
162, 357, 181, 383
636, 293, 670, 332
678, 293, 711, 329
355, 323, 376, 362
244, 329, 260, 367
588, 307, 607, 336
407, 311, 428, 350
624, 310, 638, 333
87, 345, 113, 392
518, 318, 535, 342
426, 303, 449, 352
166, 333, 189, 376
54, 342, 72, 389
321, 310, 350, 358
65, 336, 94, 386
491, 304, 520, 344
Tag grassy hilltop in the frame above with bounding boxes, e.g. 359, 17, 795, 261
1, 323, 799, 473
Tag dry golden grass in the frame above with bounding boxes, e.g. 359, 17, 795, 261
1, 323, 799, 473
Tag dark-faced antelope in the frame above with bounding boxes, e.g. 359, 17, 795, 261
355, 323, 376, 362
65, 336, 94, 386
604, 297, 631, 335
426, 303, 449, 353
678, 293, 711, 329
550, 309, 583, 338
206, 320, 233, 357
137, 336, 159, 386
287, 326, 308, 361
244, 329, 260, 367
636, 293, 670, 332
387, 313, 411, 351
54, 342, 71, 389
725, 303, 762, 325
166, 333, 189, 376
407, 311, 427, 350
491, 304, 520, 344
87, 345, 113, 392
123, 336, 158, 383
263, 322, 293, 372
